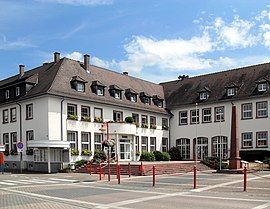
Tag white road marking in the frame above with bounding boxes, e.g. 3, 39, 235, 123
252, 202, 270, 209
0, 181, 16, 185
4, 180, 32, 185
49, 178, 77, 183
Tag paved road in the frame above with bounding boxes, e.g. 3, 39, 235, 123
0, 171, 270, 209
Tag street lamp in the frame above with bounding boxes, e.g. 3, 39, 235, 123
195, 103, 198, 168
219, 108, 222, 171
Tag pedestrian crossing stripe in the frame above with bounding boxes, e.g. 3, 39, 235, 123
0, 178, 77, 186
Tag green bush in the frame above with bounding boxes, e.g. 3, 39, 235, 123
153, 151, 163, 161
140, 151, 155, 161
75, 159, 88, 168
162, 152, 171, 161
168, 147, 182, 161
93, 149, 107, 163
125, 116, 134, 123
203, 157, 228, 170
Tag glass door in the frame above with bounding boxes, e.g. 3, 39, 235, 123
119, 139, 131, 160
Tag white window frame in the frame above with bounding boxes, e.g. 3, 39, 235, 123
258, 83, 267, 92
113, 110, 123, 122
227, 88, 235, 96
190, 109, 199, 124
3, 109, 9, 123
211, 136, 228, 159
130, 94, 137, 102
179, 111, 188, 125
141, 115, 148, 126
81, 132, 91, 152
11, 132, 17, 151
215, 106, 224, 122
242, 103, 253, 119
202, 108, 211, 123
97, 87, 104, 96
10, 108, 16, 122
3, 133, 9, 151
34, 149, 48, 162
256, 101, 268, 118
5, 90, 9, 99
76, 82, 85, 92
199, 92, 207, 100
67, 131, 77, 150
176, 138, 190, 160
242, 132, 253, 148
114, 91, 121, 99
94, 133, 103, 151
26, 104, 33, 119
141, 136, 148, 152
256, 131, 268, 147
150, 137, 156, 152
162, 138, 168, 152
16, 87, 20, 96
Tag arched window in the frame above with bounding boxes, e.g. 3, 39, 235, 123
194, 137, 208, 160
212, 136, 228, 159
176, 138, 190, 160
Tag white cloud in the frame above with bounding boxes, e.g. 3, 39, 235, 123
65, 51, 83, 61
0, 35, 35, 50
35, 0, 113, 6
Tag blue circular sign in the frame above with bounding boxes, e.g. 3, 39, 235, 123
17, 142, 24, 150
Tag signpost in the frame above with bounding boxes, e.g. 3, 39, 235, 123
17, 142, 24, 174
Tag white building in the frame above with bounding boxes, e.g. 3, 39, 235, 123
0, 53, 169, 173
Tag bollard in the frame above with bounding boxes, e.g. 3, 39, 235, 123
108, 160, 111, 182
89, 162, 92, 175
128, 162, 131, 178
140, 161, 143, 176
244, 166, 247, 192
193, 165, 197, 189
99, 163, 102, 181
117, 164, 121, 184
153, 165, 156, 187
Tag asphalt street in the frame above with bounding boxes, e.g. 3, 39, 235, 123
0, 170, 270, 209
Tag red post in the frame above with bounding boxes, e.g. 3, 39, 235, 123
193, 165, 197, 189
89, 162, 92, 175
243, 166, 247, 192
128, 162, 131, 177
108, 160, 111, 182
117, 164, 121, 184
116, 154, 119, 164
140, 161, 143, 176
153, 165, 156, 187
99, 163, 102, 181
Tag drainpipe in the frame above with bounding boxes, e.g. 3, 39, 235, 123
60, 97, 66, 170
16, 102, 22, 173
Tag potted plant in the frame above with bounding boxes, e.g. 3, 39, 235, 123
68, 114, 78, 120
150, 124, 157, 129
81, 116, 91, 122
81, 149, 92, 156
10, 149, 18, 156
71, 149, 79, 156
125, 116, 134, 124
141, 124, 148, 128
94, 117, 103, 123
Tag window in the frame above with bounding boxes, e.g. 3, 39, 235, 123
81, 106, 90, 121
141, 136, 148, 152
256, 101, 268, 118
132, 113, 139, 126
215, 106, 224, 122
258, 83, 267, 92
143, 97, 151, 105
141, 115, 148, 128
256, 131, 268, 147
176, 138, 190, 160
242, 103, 253, 119
179, 111, 188, 125
211, 136, 228, 159
3, 109, 8, 124
113, 111, 123, 122
11, 132, 17, 151
190, 109, 199, 124
34, 149, 48, 162
5, 90, 9, 99
10, 108, 16, 122
3, 133, 9, 152
154, 99, 163, 108
130, 94, 137, 102
227, 88, 235, 96
162, 138, 168, 152
135, 136, 139, 152
97, 87, 104, 96
114, 90, 121, 99
162, 118, 169, 130
199, 92, 208, 100
150, 137, 156, 151
67, 104, 77, 118
67, 131, 77, 150
76, 83, 85, 92
94, 133, 103, 150
150, 116, 156, 129
242, 132, 253, 148
81, 132, 91, 152
16, 87, 20, 96
94, 108, 103, 119
26, 104, 33, 119
202, 108, 211, 123
26, 130, 34, 150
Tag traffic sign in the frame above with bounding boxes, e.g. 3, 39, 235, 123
17, 142, 24, 152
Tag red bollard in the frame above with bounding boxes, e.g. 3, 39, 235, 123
140, 161, 143, 176
99, 163, 102, 181
117, 164, 121, 184
153, 165, 156, 187
108, 160, 111, 182
244, 166, 247, 192
193, 165, 197, 189
128, 162, 131, 177
89, 162, 92, 175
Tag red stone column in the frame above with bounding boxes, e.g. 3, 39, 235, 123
229, 105, 241, 169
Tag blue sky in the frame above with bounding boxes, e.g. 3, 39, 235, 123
1, 0, 270, 83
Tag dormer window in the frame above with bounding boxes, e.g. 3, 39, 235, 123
140, 92, 151, 105
227, 88, 235, 96
199, 92, 208, 100
152, 95, 164, 108
91, 81, 106, 96
5, 90, 9, 99
70, 76, 87, 93
197, 87, 210, 101
125, 88, 138, 103
109, 85, 123, 99
16, 87, 20, 96
258, 83, 267, 92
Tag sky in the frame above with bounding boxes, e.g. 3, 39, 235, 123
1, 0, 270, 83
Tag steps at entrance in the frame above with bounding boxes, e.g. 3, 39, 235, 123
76, 162, 211, 176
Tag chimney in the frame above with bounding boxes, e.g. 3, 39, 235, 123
54, 52, 60, 63
84, 54, 90, 72
19, 65, 25, 77
123, 72, 128, 76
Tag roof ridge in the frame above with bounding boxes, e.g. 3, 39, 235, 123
46, 58, 65, 93
160, 61, 270, 84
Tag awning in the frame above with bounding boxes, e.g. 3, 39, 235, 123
28, 140, 70, 149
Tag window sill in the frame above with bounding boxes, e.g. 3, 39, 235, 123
255, 116, 268, 119
26, 118, 33, 120
241, 117, 253, 120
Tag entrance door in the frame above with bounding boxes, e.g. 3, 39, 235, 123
119, 139, 131, 160
195, 137, 208, 160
